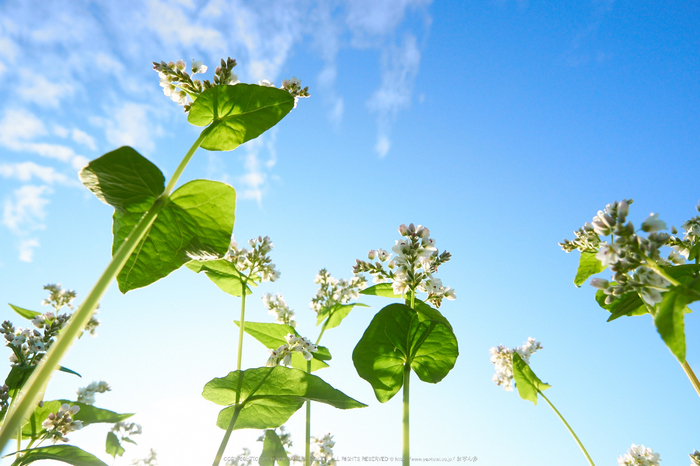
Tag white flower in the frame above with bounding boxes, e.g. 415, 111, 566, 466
596, 242, 622, 267
591, 210, 616, 236
175, 59, 186, 71
490, 338, 542, 392
617, 443, 661, 466
258, 79, 275, 87
191, 59, 207, 74
642, 213, 667, 233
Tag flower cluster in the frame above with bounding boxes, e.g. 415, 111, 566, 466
266, 334, 318, 367
489, 338, 543, 391
560, 199, 681, 306
132, 449, 159, 466
2, 311, 69, 366
42, 284, 77, 310
668, 202, 700, 260
154, 57, 309, 113
353, 224, 454, 307
225, 236, 280, 284
41, 403, 82, 443
617, 444, 661, 466
76, 380, 111, 405
310, 269, 365, 315
281, 77, 310, 108
263, 293, 296, 328
311, 433, 336, 466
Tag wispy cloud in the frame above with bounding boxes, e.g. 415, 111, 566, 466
90, 102, 164, 153
0, 162, 70, 185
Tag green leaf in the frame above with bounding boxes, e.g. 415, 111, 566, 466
202, 366, 365, 431
574, 251, 605, 287
595, 289, 649, 321
79, 146, 165, 213
653, 278, 700, 363
22, 400, 133, 440
8, 304, 40, 320
5, 366, 34, 391
316, 303, 370, 330
259, 430, 290, 466
186, 258, 253, 297
360, 283, 402, 298
113, 179, 236, 292
58, 366, 82, 378
11, 445, 108, 466
235, 321, 330, 371
352, 303, 459, 403
188, 84, 294, 151
105, 432, 125, 459
512, 352, 551, 405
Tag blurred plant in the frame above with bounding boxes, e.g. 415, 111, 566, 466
616, 444, 661, 466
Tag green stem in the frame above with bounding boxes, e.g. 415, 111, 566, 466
212, 405, 242, 466
305, 360, 311, 466
681, 360, 700, 398
0, 131, 209, 453
538, 390, 595, 466
644, 256, 681, 287
236, 284, 248, 372
163, 127, 212, 196
402, 363, 410, 466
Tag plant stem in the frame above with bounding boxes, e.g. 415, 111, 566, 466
305, 366, 311, 466
402, 363, 410, 466
538, 390, 595, 466
212, 405, 242, 466
0, 131, 209, 452
236, 285, 248, 372
644, 256, 681, 287
681, 360, 700, 398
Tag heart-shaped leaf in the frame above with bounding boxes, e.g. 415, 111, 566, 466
10, 445, 108, 466
574, 251, 605, 287
105, 432, 126, 459
186, 258, 253, 297
188, 84, 294, 151
235, 321, 331, 371
202, 366, 365, 431
79, 146, 165, 213
654, 277, 700, 362
112, 179, 236, 292
352, 303, 458, 403
512, 352, 551, 405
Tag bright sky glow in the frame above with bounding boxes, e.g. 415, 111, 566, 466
1, 1, 699, 465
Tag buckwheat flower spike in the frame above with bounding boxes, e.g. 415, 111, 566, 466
76, 380, 111, 405
41, 403, 82, 443
262, 292, 296, 328
617, 444, 661, 466
224, 236, 280, 285
311, 433, 336, 466
310, 269, 365, 315
265, 333, 318, 367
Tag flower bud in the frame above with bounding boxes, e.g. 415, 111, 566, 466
367, 250, 376, 260
642, 213, 666, 233
398, 224, 408, 236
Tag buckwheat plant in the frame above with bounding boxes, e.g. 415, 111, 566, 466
310, 433, 336, 466
617, 444, 661, 466
107, 421, 143, 461
561, 199, 700, 398
238, 269, 366, 466
0, 56, 305, 450
1, 285, 136, 464
352, 224, 459, 466
490, 338, 595, 466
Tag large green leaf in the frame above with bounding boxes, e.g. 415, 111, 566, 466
105, 432, 125, 459
202, 366, 365, 430
259, 430, 290, 466
360, 283, 402, 298
316, 303, 369, 330
512, 352, 551, 405
186, 258, 253, 297
188, 84, 294, 151
352, 303, 459, 403
574, 251, 605, 287
235, 321, 330, 371
5, 366, 80, 394
11, 445, 108, 466
113, 179, 236, 292
22, 400, 133, 440
654, 277, 700, 362
79, 146, 165, 213
9, 304, 40, 320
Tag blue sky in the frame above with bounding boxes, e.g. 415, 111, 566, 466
1, 1, 699, 465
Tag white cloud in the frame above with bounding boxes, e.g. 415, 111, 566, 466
345, 0, 431, 46
18, 238, 40, 263
92, 102, 162, 152
367, 35, 421, 157
71, 128, 97, 151
0, 162, 69, 185
3, 184, 52, 234
234, 132, 279, 204
147, 0, 223, 51
17, 69, 75, 108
